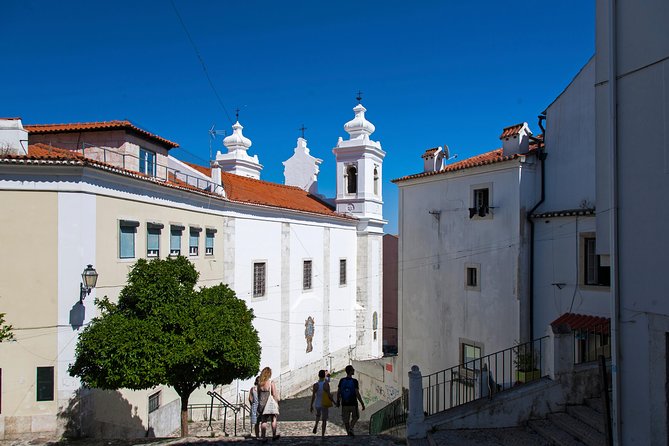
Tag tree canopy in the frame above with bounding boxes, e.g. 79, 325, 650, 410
69, 256, 261, 436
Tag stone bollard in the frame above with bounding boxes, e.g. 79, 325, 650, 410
406, 365, 427, 440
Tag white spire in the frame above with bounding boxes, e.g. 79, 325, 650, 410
223, 121, 252, 152
344, 103, 376, 139
214, 119, 262, 179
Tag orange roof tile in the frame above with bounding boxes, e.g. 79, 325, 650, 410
393, 148, 525, 183
7, 146, 347, 220
499, 123, 525, 139
551, 313, 610, 333
421, 147, 440, 159
220, 171, 340, 217
183, 161, 342, 217
25, 120, 179, 148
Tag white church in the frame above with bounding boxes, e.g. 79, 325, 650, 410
0, 101, 386, 438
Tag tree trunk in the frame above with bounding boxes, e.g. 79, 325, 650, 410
180, 392, 190, 437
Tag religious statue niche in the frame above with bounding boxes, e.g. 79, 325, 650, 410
305, 316, 315, 353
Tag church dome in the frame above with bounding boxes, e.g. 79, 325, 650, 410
344, 104, 375, 139
223, 121, 252, 151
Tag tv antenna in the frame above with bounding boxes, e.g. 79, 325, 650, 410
208, 125, 227, 161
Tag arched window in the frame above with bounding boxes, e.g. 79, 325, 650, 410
373, 167, 379, 195
346, 165, 357, 194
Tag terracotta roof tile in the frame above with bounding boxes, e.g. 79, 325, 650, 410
25, 120, 179, 148
220, 171, 341, 217
499, 123, 525, 139
551, 313, 610, 332
6, 147, 348, 220
421, 147, 440, 158
393, 148, 526, 183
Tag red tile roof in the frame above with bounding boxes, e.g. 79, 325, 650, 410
421, 147, 440, 159
5, 146, 346, 220
499, 123, 526, 139
182, 161, 341, 217
551, 313, 610, 332
393, 148, 525, 183
25, 120, 179, 148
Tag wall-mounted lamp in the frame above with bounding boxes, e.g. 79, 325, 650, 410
80, 264, 98, 303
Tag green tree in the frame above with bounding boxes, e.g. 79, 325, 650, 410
0, 312, 13, 342
69, 257, 261, 437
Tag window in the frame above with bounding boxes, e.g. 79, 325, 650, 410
462, 343, 482, 370
582, 235, 611, 286
36, 366, 54, 401
303, 260, 312, 290
465, 263, 480, 291
189, 227, 201, 256
170, 225, 184, 256
205, 228, 216, 256
148, 391, 161, 413
146, 222, 163, 258
346, 165, 357, 194
253, 262, 266, 297
469, 187, 490, 218
339, 259, 347, 286
119, 220, 139, 259
373, 167, 379, 195
139, 148, 156, 176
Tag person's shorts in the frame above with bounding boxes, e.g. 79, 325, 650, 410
315, 406, 329, 420
341, 405, 359, 422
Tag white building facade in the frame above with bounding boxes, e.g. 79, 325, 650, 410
0, 102, 385, 439
394, 129, 539, 384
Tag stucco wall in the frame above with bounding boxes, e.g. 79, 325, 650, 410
0, 191, 59, 439
398, 160, 536, 387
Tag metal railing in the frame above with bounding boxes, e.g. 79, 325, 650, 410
76, 143, 221, 193
368, 388, 408, 435
206, 391, 241, 436
574, 322, 611, 364
422, 337, 549, 416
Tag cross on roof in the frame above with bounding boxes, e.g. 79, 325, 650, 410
235, 107, 240, 121
356, 90, 363, 103
299, 124, 307, 139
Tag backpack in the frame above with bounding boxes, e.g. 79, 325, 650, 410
339, 377, 356, 404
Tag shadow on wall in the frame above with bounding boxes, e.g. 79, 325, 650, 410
59, 388, 154, 439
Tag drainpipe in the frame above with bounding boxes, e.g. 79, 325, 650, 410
607, 0, 621, 443
527, 114, 547, 341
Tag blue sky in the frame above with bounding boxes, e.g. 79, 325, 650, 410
3, 1, 594, 234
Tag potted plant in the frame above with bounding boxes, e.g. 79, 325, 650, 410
514, 343, 541, 383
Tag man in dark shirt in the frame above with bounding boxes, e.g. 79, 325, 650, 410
335, 365, 366, 436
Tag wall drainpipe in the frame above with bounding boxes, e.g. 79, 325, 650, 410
607, 0, 621, 443
527, 114, 546, 341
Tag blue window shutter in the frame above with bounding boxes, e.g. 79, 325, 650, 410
119, 225, 135, 258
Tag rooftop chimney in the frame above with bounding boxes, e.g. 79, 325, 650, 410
421, 146, 445, 173
500, 122, 532, 156
0, 118, 28, 156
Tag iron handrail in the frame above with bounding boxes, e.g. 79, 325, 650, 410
422, 336, 549, 416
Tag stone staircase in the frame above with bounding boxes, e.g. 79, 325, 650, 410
528, 397, 609, 446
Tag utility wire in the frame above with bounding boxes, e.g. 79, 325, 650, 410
170, 0, 234, 125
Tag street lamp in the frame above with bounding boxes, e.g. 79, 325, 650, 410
80, 264, 98, 303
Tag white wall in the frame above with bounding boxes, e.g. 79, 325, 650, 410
398, 160, 535, 386
595, 1, 669, 443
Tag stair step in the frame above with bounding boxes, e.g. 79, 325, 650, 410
585, 397, 605, 414
528, 419, 587, 446
549, 412, 606, 446
567, 404, 605, 433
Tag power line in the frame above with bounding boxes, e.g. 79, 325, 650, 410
170, 0, 234, 125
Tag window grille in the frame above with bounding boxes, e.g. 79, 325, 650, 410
253, 262, 266, 297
